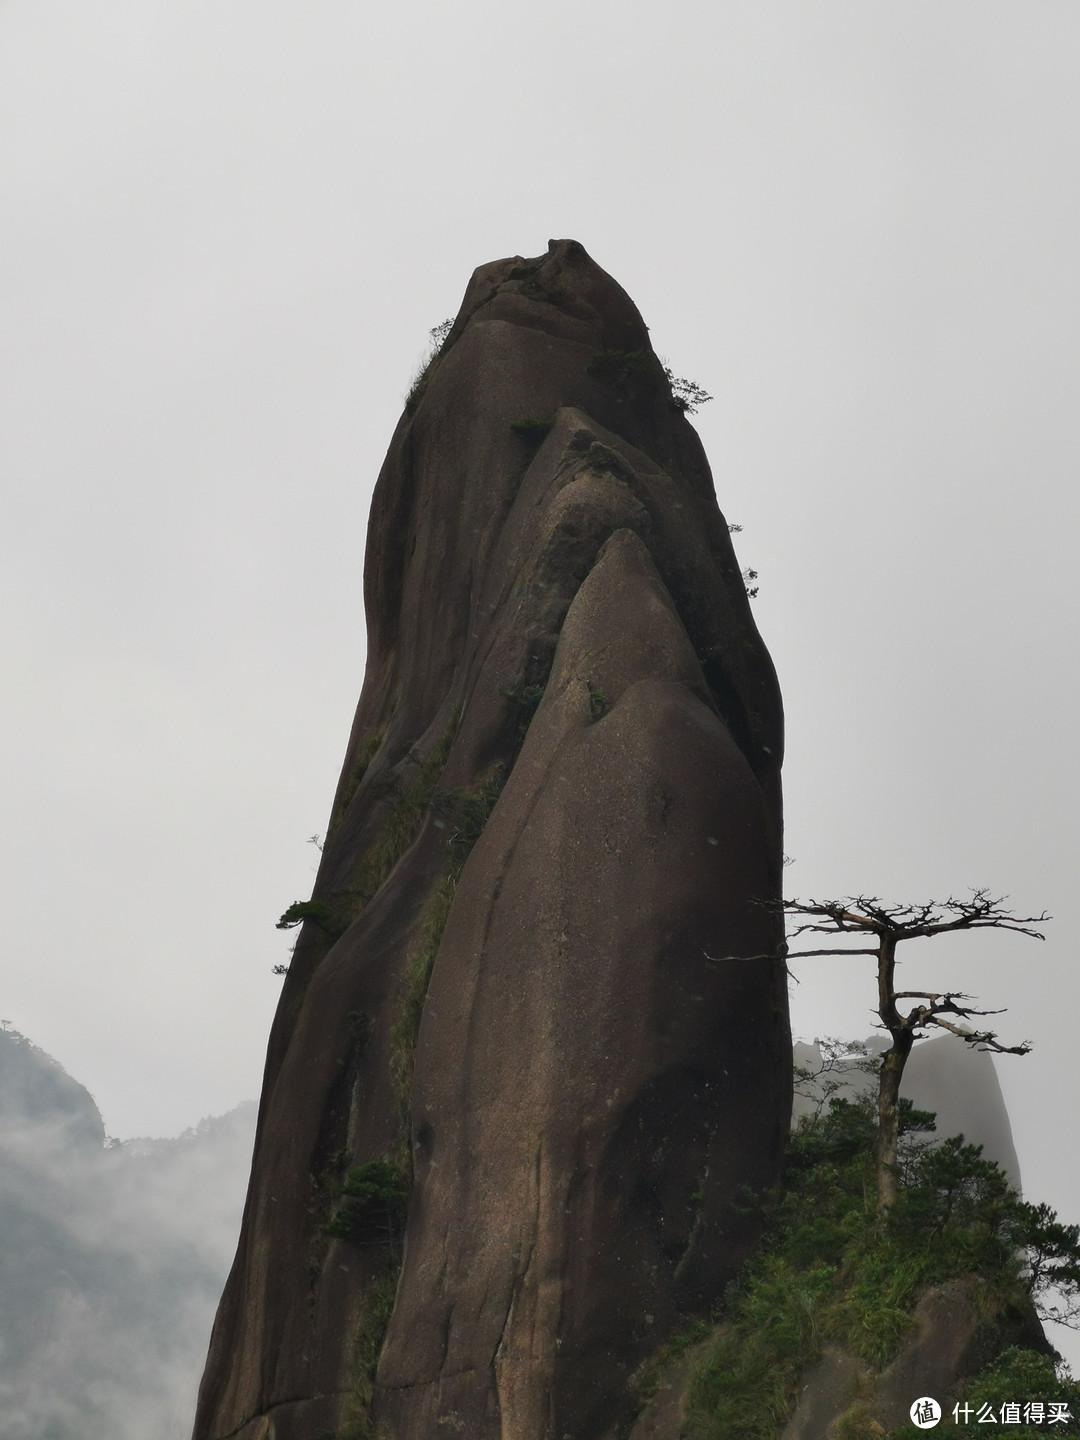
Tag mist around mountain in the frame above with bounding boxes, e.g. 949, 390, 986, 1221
0, 1022, 255, 1440
0, 1016, 1041, 1438
793, 1032, 1023, 1188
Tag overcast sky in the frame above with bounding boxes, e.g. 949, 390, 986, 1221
2, 0, 1077, 1335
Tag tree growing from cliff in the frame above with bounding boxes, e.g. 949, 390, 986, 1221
779, 892, 1048, 1212
712, 891, 1049, 1212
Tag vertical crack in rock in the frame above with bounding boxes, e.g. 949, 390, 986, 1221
192, 239, 790, 1440
491, 1138, 542, 1435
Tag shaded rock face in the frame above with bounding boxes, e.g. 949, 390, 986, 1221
193, 240, 790, 1440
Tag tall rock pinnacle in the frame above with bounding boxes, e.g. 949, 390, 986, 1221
193, 240, 791, 1440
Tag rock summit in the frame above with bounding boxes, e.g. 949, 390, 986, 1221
193, 239, 791, 1440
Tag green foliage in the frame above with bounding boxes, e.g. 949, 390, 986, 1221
306, 1146, 350, 1281
324, 1161, 408, 1245
364, 762, 508, 1440
500, 678, 546, 739
890, 1138, 1080, 1326
663, 366, 713, 414
635, 1318, 714, 1404
336, 1250, 402, 1440
404, 317, 454, 414
348, 718, 457, 913
957, 1348, 1080, 1436
588, 685, 609, 719
275, 715, 458, 945
390, 870, 457, 1121
682, 1096, 1080, 1440
275, 899, 336, 933
889, 1350, 1080, 1439
437, 768, 506, 857
500, 678, 546, 712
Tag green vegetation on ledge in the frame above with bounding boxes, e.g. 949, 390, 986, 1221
390, 765, 507, 1125
340, 764, 508, 1439
324, 1160, 408, 1246
276, 711, 459, 943
336, 1251, 402, 1440
679, 1094, 1080, 1440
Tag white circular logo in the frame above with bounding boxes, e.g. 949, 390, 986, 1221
910, 1398, 942, 1429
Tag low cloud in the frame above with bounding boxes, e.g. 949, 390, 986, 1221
0, 1024, 255, 1440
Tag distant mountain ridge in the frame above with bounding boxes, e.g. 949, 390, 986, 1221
0, 1022, 255, 1440
0, 1023, 104, 1152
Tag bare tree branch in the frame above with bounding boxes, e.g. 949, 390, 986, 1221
785, 947, 881, 959
775, 887, 1047, 1212
776, 890, 1049, 944
703, 946, 880, 963
915, 1014, 1032, 1055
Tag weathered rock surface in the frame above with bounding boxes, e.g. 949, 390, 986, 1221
192, 240, 789, 1440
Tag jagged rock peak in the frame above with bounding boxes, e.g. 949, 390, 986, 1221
193, 240, 790, 1440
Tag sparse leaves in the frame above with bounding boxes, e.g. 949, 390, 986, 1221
404, 317, 455, 412
428, 317, 453, 351
727, 522, 761, 599
792, 1036, 875, 1122
663, 366, 713, 414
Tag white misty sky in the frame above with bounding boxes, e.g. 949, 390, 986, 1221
2, 0, 1077, 1320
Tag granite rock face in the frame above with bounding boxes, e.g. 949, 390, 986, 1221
192, 240, 790, 1440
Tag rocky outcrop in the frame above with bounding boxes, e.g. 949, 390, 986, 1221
192, 240, 789, 1440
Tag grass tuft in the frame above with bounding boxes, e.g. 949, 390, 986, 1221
336, 1251, 402, 1440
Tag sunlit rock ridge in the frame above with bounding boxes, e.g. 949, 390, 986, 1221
193, 239, 791, 1440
